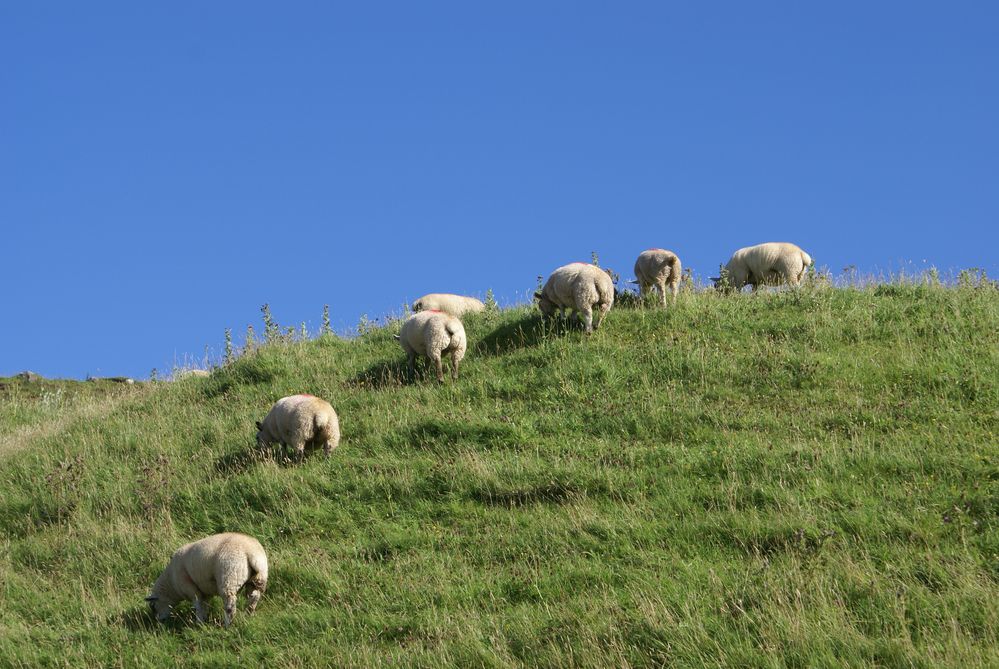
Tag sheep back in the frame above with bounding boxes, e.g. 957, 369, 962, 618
634, 249, 682, 294
724, 242, 813, 289
149, 533, 268, 619
539, 263, 615, 313
399, 311, 467, 358
412, 293, 485, 318
257, 394, 340, 456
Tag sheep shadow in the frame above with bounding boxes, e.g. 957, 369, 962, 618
473, 314, 572, 356
115, 606, 195, 634
347, 359, 409, 390
469, 480, 581, 508
213, 446, 315, 475
348, 357, 462, 389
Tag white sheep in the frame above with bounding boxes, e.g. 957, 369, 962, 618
146, 533, 268, 627
712, 242, 814, 291
255, 394, 341, 460
397, 310, 467, 382
535, 262, 615, 333
411, 293, 486, 318
633, 248, 683, 306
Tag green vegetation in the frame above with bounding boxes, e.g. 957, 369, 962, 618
0, 282, 996, 667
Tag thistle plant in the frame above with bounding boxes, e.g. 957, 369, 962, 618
261, 304, 279, 343
224, 328, 234, 365
321, 305, 332, 336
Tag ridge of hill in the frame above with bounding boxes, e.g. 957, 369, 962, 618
0, 283, 996, 667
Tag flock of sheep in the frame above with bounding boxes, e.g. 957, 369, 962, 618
145, 241, 814, 626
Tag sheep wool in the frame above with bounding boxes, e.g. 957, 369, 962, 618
411, 293, 486, 318
714, 242, 813, 291
398, 310, 467, 382
633, 248, 682, 306
535, 262, 615, 333
146, 533, 268, 627
256, 394, 340, 460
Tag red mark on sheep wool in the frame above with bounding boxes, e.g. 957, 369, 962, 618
297, 393, 315, 398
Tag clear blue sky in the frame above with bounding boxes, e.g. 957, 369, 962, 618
2, 2, 997, 379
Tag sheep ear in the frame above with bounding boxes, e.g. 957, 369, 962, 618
533, 291, 542, 300
145, 596, 158, 602
709, 277, 720, 283
255, 421, 262, 430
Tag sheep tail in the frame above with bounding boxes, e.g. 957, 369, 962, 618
246, 552, 268, 592
313, 412, 332, 441
800, 250, 814, 268
667, 253, 682, 285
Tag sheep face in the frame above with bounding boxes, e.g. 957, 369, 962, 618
534, 291, 556, 317
255, 421, 267, 449
411, 299, 424, 312
145, 594, 173, 622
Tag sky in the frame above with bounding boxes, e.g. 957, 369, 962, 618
2, 2, 997, 380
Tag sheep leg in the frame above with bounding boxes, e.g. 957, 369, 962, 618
192, 597, 207, 623
596, 302, 611, 330
451, 350, 463, 381
291, 441, 306, 463
407, 351, 416, 381
246, 587, 263, 614
580, 307, 594, 333
430, 351, 445, 383
656, 281, 667, 307
669, 281, 679, 300
222, 591, 238, 627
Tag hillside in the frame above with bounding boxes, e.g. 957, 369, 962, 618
0, 283, 996, 668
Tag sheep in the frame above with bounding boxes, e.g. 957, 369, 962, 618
632, 248, 683, 306
255, 394, 340, 460
411, 293, 486, 318
176, 369, 211, 379
711, 242, 814, 292
535, 262, 615, 333
396, 310, 467, 382
145, 533, 268, 627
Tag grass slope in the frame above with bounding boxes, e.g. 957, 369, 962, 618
0, 284, 996, 668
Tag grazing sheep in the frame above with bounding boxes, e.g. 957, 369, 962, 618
633, 248, 683, 306
712, 242, 814, 292
255, 394, 340, 460
176, 369, 211, 379
146, 533, 268, 627
535, 262, 615, 333
397, 310, 467, 382
412, 293, 486, 318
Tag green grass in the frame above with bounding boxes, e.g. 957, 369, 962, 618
0, 283, 996, 667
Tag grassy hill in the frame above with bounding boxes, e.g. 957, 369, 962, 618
0, 282, 996, 668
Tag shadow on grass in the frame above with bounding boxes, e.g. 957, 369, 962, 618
116, 608, 159, 632
348, 357, 459, 390
397, 419, 522, 451
214, 446, 318, 475
347, 358, 409, 390
469, 480, 581, 508
473, 313, 581, 357
115, 607, 196, 633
